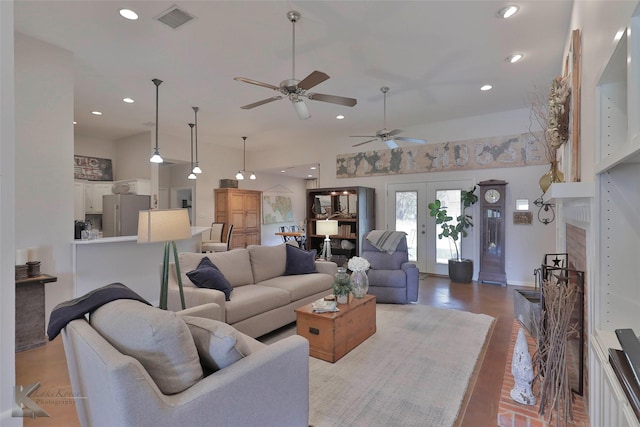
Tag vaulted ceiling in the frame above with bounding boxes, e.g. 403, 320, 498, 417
14, 1, 573, 158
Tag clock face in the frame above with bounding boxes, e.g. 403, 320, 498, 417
484, 189, 501, 203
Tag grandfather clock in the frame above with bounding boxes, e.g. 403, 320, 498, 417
477, 180, 507, 286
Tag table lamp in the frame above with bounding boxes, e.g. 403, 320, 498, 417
316, 219, 338, 261
138, 209, 192, 310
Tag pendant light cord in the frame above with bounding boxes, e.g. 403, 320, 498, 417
242, 136, 247, 171
152, 79, 162, 151
193, 107, 199, 163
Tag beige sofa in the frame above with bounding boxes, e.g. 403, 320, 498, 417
168, 244, 337, 338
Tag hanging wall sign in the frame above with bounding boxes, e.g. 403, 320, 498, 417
337, 132, 546, 178
74, 155, 113, 181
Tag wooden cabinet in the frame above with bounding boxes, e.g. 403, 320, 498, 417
84, 182, 113, 214
306, 186, 375, 257
214, 188, 261, 249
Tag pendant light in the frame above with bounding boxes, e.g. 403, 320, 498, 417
150, 79, 164, 163
192, 106, 202, 174
187, 123, 196, 180
235, 136, 256, 181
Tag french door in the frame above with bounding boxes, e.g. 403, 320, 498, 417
387, 180, 474, 275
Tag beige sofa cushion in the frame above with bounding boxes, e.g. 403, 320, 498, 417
224, 285, 290, 325
90, 300, 203, 395
178, 250, 254, 288
248, 244, 286, 283
259, 273, 334, 301
182, 316, 245, 372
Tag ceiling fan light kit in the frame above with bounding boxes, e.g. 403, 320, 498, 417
234, 11, 356, 120
351, 87, 427, 148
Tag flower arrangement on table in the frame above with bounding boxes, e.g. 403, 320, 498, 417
348, 256, 370, 299
347, 256, 370, 273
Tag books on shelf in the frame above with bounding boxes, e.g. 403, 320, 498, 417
311, 299, 339, 313
339, 224, 351, 236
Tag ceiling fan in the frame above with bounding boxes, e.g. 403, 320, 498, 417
351, 87, 427, 149
234, 10, 357, 120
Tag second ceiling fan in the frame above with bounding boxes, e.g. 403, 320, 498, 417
234, 11, 357, 120
351, 87, 427, 149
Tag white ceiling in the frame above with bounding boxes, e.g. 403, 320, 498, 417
13, 0, 573, 178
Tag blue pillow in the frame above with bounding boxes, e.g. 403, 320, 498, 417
285, 244, 317, 275
187, 258, 232, 301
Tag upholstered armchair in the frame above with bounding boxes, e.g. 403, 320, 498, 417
361, 231, 419, 304
61, 301, 309, 427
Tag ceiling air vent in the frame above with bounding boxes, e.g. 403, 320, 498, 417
155, 5, 195, 30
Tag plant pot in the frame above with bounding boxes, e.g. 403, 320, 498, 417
448, 259, 473, 283
336, 294, 349, 304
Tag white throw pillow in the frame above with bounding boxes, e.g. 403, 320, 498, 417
91, 300, 203, 395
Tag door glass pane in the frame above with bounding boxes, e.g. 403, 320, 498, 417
435, 189, 461, 264
395, 191, 417, 261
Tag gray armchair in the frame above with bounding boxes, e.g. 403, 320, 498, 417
61, 302, 309, 427
361, 231, 419, 304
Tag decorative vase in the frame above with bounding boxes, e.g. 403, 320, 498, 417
350, 270, 369, 298
333, 267, 351, 304
539, 161, 565, 194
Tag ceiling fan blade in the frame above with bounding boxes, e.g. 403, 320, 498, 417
395, 137, 427, 144
240, 96, 283, 109
307, 92, 357, 107
350, 135, 377, 138
234, 77, 280, 91
385, 139, 399, 149
352, 139, 378, 147
386, 129, 404, 137
298, 71, 330, 90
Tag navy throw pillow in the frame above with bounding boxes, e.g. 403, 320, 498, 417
186, 258, 232, 301
285, 244, 317, 275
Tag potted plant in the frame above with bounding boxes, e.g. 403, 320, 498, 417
332, 267, 352, 304
428, 186, 478, 283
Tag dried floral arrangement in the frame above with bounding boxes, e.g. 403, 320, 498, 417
534, 275, 579, 426
528, 76, 572, 163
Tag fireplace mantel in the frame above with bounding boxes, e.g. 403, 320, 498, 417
542, 182, 594, 204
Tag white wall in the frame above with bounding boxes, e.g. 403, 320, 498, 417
114, 131, 152, 180
15, 33, 75, 328
0, 1, 18, 424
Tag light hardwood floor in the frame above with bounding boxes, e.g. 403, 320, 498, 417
15, 276, 519, 426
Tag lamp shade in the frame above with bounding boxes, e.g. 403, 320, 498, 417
137, 209, 192, 243
316, 219, 338, 237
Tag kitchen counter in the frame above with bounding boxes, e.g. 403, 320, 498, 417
72, 227, 208, 304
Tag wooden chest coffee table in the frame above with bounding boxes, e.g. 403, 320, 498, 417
295, 294, 376, 363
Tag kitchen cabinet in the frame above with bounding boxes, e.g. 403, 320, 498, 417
306, 186, 375, 257
84, 182, 113, 214
214, 188, 261, 249
74, 181, 85, 220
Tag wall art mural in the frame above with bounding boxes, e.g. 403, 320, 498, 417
336, 132, 546, 178
74, 155, 113, 181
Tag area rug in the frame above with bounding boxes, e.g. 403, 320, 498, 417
306, 303, 494, 427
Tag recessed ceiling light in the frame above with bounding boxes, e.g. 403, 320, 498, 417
123, 97, 134, 103
480, 85, 493, 91
506, 53, 524, 63
119, 9, 139, 20
73, 121, 77, 125
497, 5, 519, 19
614, 29, 625, 41
91, 111, 102, 115
307, 174, 313, 178
336, 115, 345, 120
310, 166, 317, 170
280, 170, 286, 173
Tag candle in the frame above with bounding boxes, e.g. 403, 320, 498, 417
15, 249, 28, 265
27, 247, 37, 262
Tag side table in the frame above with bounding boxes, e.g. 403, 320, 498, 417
15, 274, 57, 352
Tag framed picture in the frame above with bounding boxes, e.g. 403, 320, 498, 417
513, 211, 533, 225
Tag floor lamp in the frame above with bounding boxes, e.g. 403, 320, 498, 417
138, 209, 192, 310
316, 219, 338, 261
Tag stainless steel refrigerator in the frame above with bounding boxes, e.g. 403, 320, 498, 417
102, 194, 151, 237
